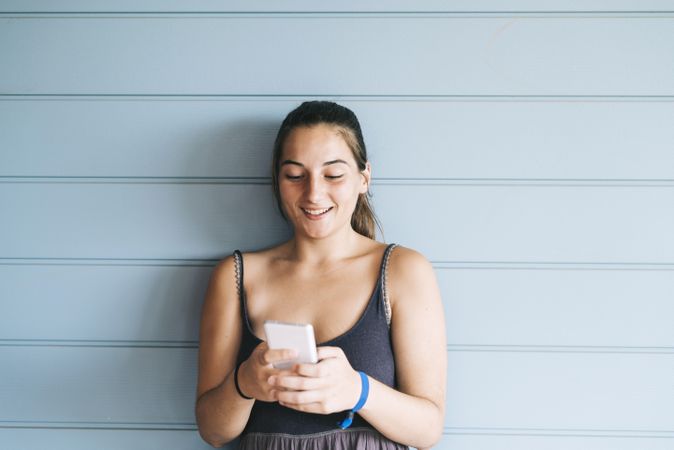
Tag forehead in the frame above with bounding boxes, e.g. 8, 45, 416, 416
282, 124, 355, 164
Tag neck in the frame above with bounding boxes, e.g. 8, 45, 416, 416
289, 227, 363, 265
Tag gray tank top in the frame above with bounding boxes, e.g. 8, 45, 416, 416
233, 244, 407, 449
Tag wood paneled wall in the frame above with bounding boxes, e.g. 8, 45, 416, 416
1, 2, 673, 448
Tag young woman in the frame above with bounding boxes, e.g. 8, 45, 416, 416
195, 101, 446, 449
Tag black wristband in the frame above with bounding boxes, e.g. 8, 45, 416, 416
234, 362, 253, 400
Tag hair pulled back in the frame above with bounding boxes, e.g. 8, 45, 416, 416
271, 101, 380, 239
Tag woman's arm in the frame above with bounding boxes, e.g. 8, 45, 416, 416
195, 256, 254, 447
195, 256, 300, 447
270, 246, 447, 448
359, 246, 447, 446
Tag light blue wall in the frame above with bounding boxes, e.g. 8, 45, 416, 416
1, 1, 673, 449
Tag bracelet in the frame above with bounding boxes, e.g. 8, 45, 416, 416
234, 361, 253, 400
338, 371, 369, 429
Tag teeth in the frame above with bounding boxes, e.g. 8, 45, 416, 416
303, 207, 331, 215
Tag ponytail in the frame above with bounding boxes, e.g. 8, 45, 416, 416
351, 193, 379, 240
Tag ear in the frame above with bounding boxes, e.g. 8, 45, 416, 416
359, 162, 371, 194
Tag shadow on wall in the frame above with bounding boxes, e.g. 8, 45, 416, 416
177, 116, 292, 259
141, 114, 291, 336
133, 117, 291, 431
185, 116, 280, 178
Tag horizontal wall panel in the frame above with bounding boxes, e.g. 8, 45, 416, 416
0, 429, 221, 450
0, 183, 292, 260
3, 99, 674, 179
445, 351, 674, 430
1, 18, 673, 95
3, 1, 673, 13
0, 346, 197, 424
441, 268, 674, 347
377, 184, 674, 263
437, 434, 674, 450
1, 347, 672, 431
2, 265, 673, 348
0, 264, 211, 342
2, 183, 672, 262
0, 99, 282, 178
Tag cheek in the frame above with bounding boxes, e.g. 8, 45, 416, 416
278, 183, 299, 210
335, 182, 362, 207
279, 179, 299, 196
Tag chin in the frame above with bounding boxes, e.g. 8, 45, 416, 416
301, 229, 331, 240
294, 222, 338, 240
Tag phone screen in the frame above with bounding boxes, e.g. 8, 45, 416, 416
263, 320, 318, 369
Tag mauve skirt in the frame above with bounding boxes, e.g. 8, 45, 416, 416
238, 428, 409, 450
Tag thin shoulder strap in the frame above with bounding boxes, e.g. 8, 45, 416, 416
381, 243, 398, 327
232, 250, 244, 307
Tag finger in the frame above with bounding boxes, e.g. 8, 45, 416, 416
276, 388, 323, 405
294, 361, 329, 378
260, 348, 298, 365
269, 374, 324, 391
271, 368, 298, 377
316, 346, 344, 361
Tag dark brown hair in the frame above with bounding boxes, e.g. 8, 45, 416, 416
271, 101, 381, 239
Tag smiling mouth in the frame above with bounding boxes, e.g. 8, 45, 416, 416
301, 207, 333, 217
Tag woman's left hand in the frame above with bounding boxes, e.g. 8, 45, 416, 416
267, 346, 362, 414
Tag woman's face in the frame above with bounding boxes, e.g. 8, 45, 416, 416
278, 123, 370, 240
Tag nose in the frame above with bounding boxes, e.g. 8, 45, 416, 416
305, 174, 325, 203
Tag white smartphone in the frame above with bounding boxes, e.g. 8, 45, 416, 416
263, 320, 318, 369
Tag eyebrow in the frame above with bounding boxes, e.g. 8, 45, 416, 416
281, 159, 349, 167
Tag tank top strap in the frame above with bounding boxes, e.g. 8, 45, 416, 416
379, 243, 398, 327
232, 250, 245, 319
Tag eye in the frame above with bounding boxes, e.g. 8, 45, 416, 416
325, 174, 344, 180
284, 174, 303, 181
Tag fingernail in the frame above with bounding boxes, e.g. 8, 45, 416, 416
267, 376, 276, 385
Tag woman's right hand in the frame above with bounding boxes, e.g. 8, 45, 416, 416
237, 342, 297, 402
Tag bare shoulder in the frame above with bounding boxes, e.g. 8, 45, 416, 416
214, 253, 237, 272
388, 245, 435, 283
207, 254, 238, 298
200, 254, 242, 330
387, 246, 438, 307
236, 243, 290, 279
